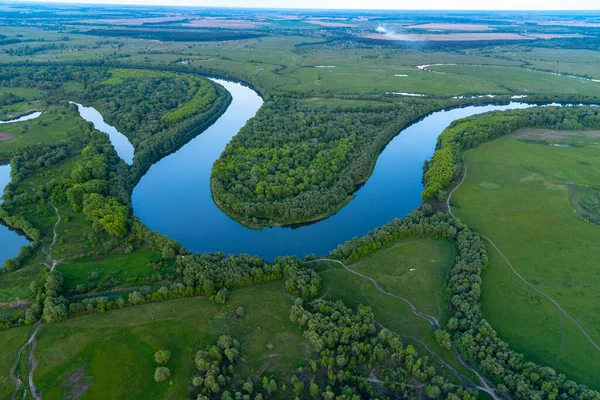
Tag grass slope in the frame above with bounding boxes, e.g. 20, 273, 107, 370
6, 281, 312, 399
318, 238, 476, 384
451, 134, 600, 389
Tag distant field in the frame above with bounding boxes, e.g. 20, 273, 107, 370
451, 134, 600, 389
428, 64, 600, 96
403, 23, 495, 31
183, 18, 266, 28
89, 17, 187, 25
364, 33, 531, 41
305, 20, 353, 27
0, 282, 312, 399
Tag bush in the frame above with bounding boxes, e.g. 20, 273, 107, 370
154, 349, 171, 365
154, 367, 170, 382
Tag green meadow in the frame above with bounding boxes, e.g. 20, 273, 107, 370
317, 237, 476, 384
451, 132, 600, 389
5, 282, 312, 400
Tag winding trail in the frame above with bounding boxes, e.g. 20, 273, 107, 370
380, 325, 500, 399
44, 203, 62, 271
447, 148, 600, 354
9, 322, 42, 400
8, 203, 61, 399
306, 258, 502, 400
308, 258, 440, 328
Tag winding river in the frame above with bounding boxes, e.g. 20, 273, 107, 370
14, 79, 577, 261
0, 111, 42, 125
0, 162, 29, 268
70, 102, 134, 165
128, 80, 541, 260
1, 111, 43, 267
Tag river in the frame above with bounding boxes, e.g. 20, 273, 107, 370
0, 111, 42, 125
69, 102, 134, 165
127, 79, 541, 260
0, 162, 29, 268
61, 79, 585, 260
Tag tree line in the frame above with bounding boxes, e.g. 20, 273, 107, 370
423, 106, 600, 201
289, 298, 477, 399
329, 205, 600, 399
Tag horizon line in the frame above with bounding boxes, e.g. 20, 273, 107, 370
8, 1, 600, 12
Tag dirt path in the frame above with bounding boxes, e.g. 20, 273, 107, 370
44, 203, 62, 272
308, 259, 440, 328
28, 325, 41, 400
378, 323, 501, 398
8, 202, 61, 400
9, 322, 42, 400
307, 259, 502, 399
447, 148, 600, 354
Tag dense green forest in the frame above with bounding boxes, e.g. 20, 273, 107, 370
212, 98, 435, 226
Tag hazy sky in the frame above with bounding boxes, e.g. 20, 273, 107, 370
19, 0, 600, 10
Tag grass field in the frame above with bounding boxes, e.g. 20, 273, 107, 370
0, 324, 32, 399
317, 237, 477, 384
429, 64, 600, 96
59, 249, 173, 292
0, 106, 85, 153
0, 281, 312, 400
451, 133, 600, 389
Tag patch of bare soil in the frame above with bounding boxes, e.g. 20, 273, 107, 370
513, 128, 600, 143
0, 299, 30, 308
0, 133, 15, 141
61, 368, 90, 400
89, 17, 186, 25
306, 20, 353, 27
363, 33, 531, 41
403, 23, 495, 31
183, 19, 265, 28
522, 33, 587, 39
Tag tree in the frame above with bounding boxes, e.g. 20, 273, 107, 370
242, 380, 253, 394
434, 330, 452, 350
154, 367, 170, 382
128, 291, 143, 305
155, 350, 171, 365
426, 384, 441, 399
212, 288, 229, 304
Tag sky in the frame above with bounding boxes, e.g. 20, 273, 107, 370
17, 0, 600, 10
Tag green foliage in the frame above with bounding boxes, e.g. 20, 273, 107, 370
82, 193, 129, 238
289, 299, 476, 399
279, 256, 322, 300
423, 106, 600, 201
211, 288, 229, 304
192, 335, 241, 398
212, 98, 434, 226
154, 349, 171, 365
176, 252, 282, 294
41, 270, 68, 324
434, 330, 452, 350
161, 77, 217, 125
66, 179, 108, 212
154, 366, 171, 383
